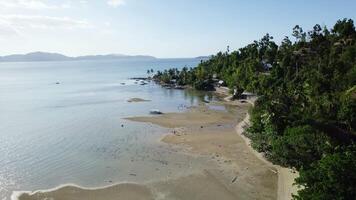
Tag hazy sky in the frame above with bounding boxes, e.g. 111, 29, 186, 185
0, 0, 355, 58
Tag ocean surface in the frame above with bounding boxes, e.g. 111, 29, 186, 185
0, 58, 219, 199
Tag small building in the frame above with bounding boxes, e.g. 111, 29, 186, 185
212, 78, 225, 87
262, 60, 273, 71
241, 92, 256, 100
264, 63, 273, 70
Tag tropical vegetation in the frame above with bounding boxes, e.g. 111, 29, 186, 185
153, 18, 356, 199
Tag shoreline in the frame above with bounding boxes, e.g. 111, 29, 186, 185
15, 92, 296, 200
14, 182, 155, 200
11, 182, 140, 200
233, 101, 299, 200
220, 93, 299, 200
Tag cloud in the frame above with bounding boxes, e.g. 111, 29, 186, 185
0, 22, 19, 37
0, 15, 91, 31
0, 0, 68, 10
107, 0, 125, 7
79, 0, 88, 5
104, 21, 111, 27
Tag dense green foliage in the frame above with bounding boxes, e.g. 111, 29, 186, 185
154, 18, 356, 199
294, 145, 356, 200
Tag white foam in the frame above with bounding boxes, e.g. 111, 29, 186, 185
10, 181, 140, 200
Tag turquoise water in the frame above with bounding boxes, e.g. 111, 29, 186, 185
0, 59, 219, 199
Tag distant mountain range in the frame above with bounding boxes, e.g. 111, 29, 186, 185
195, 56, 211, 60
0, 52, 157, 62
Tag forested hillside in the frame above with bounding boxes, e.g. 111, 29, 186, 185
154, 18, 356, 199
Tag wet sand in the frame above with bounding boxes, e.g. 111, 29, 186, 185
131, 103, 278, 200
17, 102, 281, 200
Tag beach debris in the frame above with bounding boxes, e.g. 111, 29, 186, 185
55, 82, 60, 84
120, 83, 126, 85
129, 173, 137, 176
173, 131, 181, 136
231, 176, 238, 183
150, 109, 163, 115
201, 126, 204, 128
121, 124, 124, 127
172, 130, 181, 136
224, 160, 232, 164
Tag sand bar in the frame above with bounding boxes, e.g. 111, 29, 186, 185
17, 102, 281, 200
127, 98, 151, 103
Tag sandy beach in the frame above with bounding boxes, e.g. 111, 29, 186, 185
130, 102, 279, 200
17, 99, 286, 200
234, 108, 299, 200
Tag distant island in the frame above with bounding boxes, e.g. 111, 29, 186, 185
0, 52, 157, 62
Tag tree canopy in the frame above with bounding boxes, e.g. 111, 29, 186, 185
153, 18, 356, 199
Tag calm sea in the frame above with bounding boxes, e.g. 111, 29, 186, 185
0, 58, 218, 199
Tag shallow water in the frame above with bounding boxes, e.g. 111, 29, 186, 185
0, 59, 220, 199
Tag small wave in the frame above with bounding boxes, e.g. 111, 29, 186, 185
11, 182, 143, 200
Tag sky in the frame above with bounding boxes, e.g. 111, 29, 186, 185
0, 0, 355, 58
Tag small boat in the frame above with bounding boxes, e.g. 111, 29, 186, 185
150, 109, 163, 114
202, 99, 210, 103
